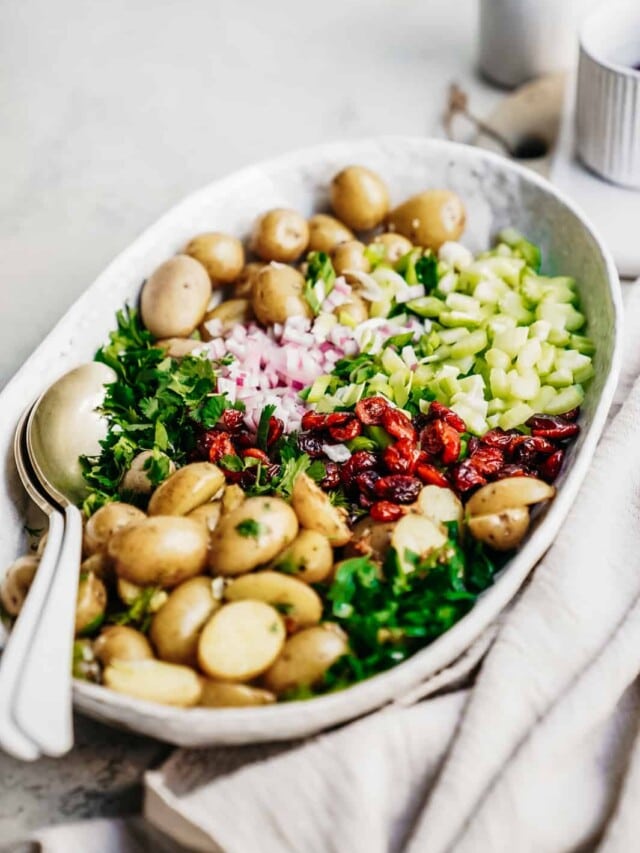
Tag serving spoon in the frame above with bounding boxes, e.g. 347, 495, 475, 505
0, 362, 115, 759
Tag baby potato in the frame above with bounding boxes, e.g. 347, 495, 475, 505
387, 189, 466, 251
330, 166, 389, 231
116, 578, 168, 612
120, 450, 175, 497
252, 264, 312, 327
336, 295, 369, 327
233, 262, 266, 298
344, 518, 395, 564
251, 208, 309, 263
466, 477, 555, 516
331, 240, 370, 276
224, 571, 322, 630
198, 600, 285, 681
390, 514, 447, 574
104, 658, 202, 707
415, 486, 463, 527
80, 553, 112, 581
188, 501, 222, 533
291, 473, 351, 546
221, 484, 245, 515
148, 463, 225, 517
200, 298, 254, 339
184, 232, 244, 286
94, 625, 154, 666
307, 214, 354, 253
75, 572, 107, 635
0, 555, 39, 616
372, 232, 414, 264
199, 681, 276, 707
150, 576, 220, 666
271, 529, 333, 583
83, 502, 146, 557
209, 497, 299, 576
468, 507, 530, 551
155, 338, 204, 358
140, 255, 211, 339
109, 516, 209, 588
263, 623, 348, 695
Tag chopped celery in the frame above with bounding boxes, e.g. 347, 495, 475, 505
485, 348, 511, 370
544, 385, 584, 414
499, 403, 535, 431
307, 375, 332, 402
450, 329, 488, 358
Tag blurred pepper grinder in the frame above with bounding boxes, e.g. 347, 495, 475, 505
479, 0, 587, 88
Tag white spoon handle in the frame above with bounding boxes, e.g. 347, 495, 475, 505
0, 510, 64, 760
13, 504, 83, 757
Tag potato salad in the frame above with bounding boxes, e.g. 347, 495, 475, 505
1, 166, 592, 708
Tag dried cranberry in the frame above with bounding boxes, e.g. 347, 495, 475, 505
374, 474, 422, 503
340, 450, 378, 489
468, 446, 505, 476
358, 492, 375, 509
297, 432, 325, 458
301, 411, 328, 431
450, 460, 487, 494
415, 462, 450, 489
560, 407, 580, 422
267, 416, 284, 447
479, 428, 514, 449
525, 414, 580, 441
495, 464, 531, 479
220, 409, 245, 431
326, 412, 351, 427
383, 439, 422, 474
382, 408, 417, 442
328, 416, 361, 442
539, 449, 565, 483
428, 401, 467, 433
370, 501, 405, 522
355, 396, 390, 425
242, 447, 270, 464
320, 462, 341, 490
354, 470, 381, 498
206, 431, 236, 464
420, 420, 461, 464
511, 436, 556, 468
467, 437, 481, 457
234, 429, 256, 449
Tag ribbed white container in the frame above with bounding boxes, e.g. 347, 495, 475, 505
576, 0, 640, 188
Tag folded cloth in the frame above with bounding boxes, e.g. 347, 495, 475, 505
139, 284, 640, 853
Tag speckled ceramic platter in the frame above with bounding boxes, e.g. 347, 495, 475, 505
0, 138, 622, 746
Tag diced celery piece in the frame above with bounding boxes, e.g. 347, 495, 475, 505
569, 334, 596, 356
401, 345, 418, 367
492, 327, 529, 358
544, 385, 584, 414
531, 385, 558, 412
370, 300, 392, 318
336, 383, 366, 406
306, 375, 332, 403
536, 301, 585, 332
448, 356, 476, 375
499, 291, 534, 324
423, 344, 452, 364
363, 425, 394, 448
439, 310, 480, 329
498, 228, 542, 271
548, 327, 571, 346
499, 403, 535, 430
381, 348, 407, 374
450, 402, 488, 436
554, 349, 592, 373
458, 375, 485, 398
546, 368, 574, 388
450, 329, 488, 358
473, 278, 507, 304
508, 368, 540, 401
520, 274, 544, 306
413, 364, 436, 387
446, 292, 480, 314
516, 339, 542, 369
536, 342, 556, 375
437, 272, 459, 295
368, 375, 394, 397
487, 413, 501, 429
469, 256, 525, 287
440, 327, 470, 345
574, 363, 595, 384
485, 348, 511, 370
406, 296, 444, 318
486, 315, 517, 338
487, 398, 508, 414
540, 276, 577, 304
529, 320, 552, 341
437, 375, 461, 398
490, 367, 510, 398
315, 396, 338, 413
390, 370, 412, 407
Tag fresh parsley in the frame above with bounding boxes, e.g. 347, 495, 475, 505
235, 518, 269, 539
304, 251, 336, 315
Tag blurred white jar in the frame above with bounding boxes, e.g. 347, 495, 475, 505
479, 0, 585, 88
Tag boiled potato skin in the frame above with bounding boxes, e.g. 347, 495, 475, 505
233, 262, 266, 298
272, 529, 334, 583
307, 214, 354, 253
0, 555, 39, 616
120, 451, 175, 496
344, 518, 395, 564
468, 507, 530, 551
184, 232, 244, 286
150, 576, 219, 666
104, 659, 202, 707
336, 295, 368, 326
387, 190, 466, 251
148, 463, 225, 517
373, 232, 414, 263
209, 497, 299, 576
200, 298, 253, 339
199, 681, 276, 707
198, 600, 286, 681
331, 240, 370, 276
263, 624, 348, 695
251, 208, 309, 263
140, 255, 211, 339
221, 484, 245, 515
83, 502, 146, 557
155, 338, 203, 358
93, 625, 154, 666
187, 501, 222, 533
415, 486, 463, 527
75, 572, 107, 634
466, 477, 555, 516
109, 516, 209, 588
252, 264, 312, 327
330, 166, 389, 231
224, 571, 323, 629
291, 473, 351, 546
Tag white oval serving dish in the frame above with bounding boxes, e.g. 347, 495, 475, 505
0, 138, 622, 746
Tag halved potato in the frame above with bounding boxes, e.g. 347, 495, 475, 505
291, 473, 351, 546
271, 529, 334, 583
93, 625, 154, 666
224, 571, 322, 629
199, 681, 276, 708
221, 484, 245, 515
343, 518, 395, 564
198, 600, 285, 681
150, 576, 220, 665
103, 659, 202, 707
83, 502, 146, 557
390, 514, 447, 573
466, 477, 555, 516
187, 501, 222, 533
415, 486, 463, 527
468, 507, 530, 551
148, 463, 225, 516
0, 555, 39, 617
263, 623, 348, 695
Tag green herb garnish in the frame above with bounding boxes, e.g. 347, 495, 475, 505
235, 518, 269, 539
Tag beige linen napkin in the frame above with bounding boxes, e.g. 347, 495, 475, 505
137, 285, 640, 853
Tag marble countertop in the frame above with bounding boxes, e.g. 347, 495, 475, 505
0, 0, 500, 843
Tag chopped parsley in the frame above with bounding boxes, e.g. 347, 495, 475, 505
235, 518, 270, 539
